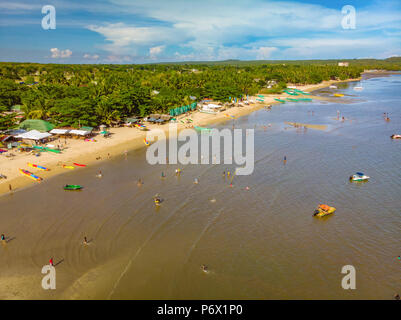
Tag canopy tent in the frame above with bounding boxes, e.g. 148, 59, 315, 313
69, 129, 91, 136
19, 120, 54, 132
125, 118, 139, 123
16, 130, 52, 140
50, 129, 70, 135
80, 126, 93, 133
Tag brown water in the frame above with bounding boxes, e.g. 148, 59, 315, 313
0, 74, 400, 299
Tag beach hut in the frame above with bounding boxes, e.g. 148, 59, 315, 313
18, 119, 54, 132
15, 130, 52, 143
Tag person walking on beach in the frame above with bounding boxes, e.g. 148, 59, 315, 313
49, 258, 54, 266
8, 184, 12, 192
1, 234, 5, 242
137, 178, 143, 187
83, 237, 88, 245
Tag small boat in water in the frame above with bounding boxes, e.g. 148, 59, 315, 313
354, 86, 363, 91
333, 93, 344, 97
329, 85, 337, 89
313, 204, 336, 217
391, 134, 401, 139
64, 185, 83, 190
350, 172, 370, 182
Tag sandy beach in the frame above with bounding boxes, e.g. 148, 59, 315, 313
0, 77, 361, 196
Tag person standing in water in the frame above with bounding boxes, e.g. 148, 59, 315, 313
284, 156, 287, 164
83, 237, 88, 245
1, 234, 5, 241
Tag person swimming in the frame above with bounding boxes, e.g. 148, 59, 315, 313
154, 194, 162, 205
200, 265, 209, 273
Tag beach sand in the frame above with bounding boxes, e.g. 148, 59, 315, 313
0, 77, 360, 196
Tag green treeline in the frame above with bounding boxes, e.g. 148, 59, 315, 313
0, 58, 400, 130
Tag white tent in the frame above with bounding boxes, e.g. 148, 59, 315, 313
50, 129, 70, 135
69, 129, 91, 136
16, 130, 52, 140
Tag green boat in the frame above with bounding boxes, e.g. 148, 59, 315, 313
63, 184, 83, 190
286, 98, 300, 102
274, 98, 286, 103
33, 146, 61, 153
194, 126, 212, 132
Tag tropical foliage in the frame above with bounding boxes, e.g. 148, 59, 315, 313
0, 58, 399, 128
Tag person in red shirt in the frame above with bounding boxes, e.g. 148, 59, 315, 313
49, 258, 53, 266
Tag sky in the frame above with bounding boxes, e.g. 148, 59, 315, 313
0, 0, 400, 64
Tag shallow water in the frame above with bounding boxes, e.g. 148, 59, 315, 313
0, 74, 400, 299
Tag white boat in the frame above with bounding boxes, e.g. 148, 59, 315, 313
329, 85, 337, 89
354, 86, 363, 91
350, 172, 370, 182
391, 134, 401, 139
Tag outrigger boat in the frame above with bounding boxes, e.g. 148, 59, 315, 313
350, 172, 370, 182
73, 163, 86, 167
27, 163, 49, 171
274, 98, 286, 103
19, 169, 42, 182
194, 126, 212, 132
63, 185, 83, 190
390, 134, 401, 139
62, 165, 75, 169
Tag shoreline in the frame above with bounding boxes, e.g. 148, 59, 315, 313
0, 76, 362, 196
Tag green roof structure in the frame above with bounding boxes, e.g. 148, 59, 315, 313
18, 119, 55, 132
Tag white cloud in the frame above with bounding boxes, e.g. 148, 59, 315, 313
105, 55, 133, 62
83, 53, 100, 60
50, 48, 72, 58
84, 0, 401, 60
149, 45, 165, 57
256, 47, 278, 59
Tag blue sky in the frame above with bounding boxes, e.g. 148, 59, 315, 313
0, 0, 400, 63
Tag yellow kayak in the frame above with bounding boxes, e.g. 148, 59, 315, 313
313, 206, 336, 217
62, 165, 75, 170
333, 93, 344, 97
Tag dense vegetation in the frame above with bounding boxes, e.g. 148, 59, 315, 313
0, 57, 400, 129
